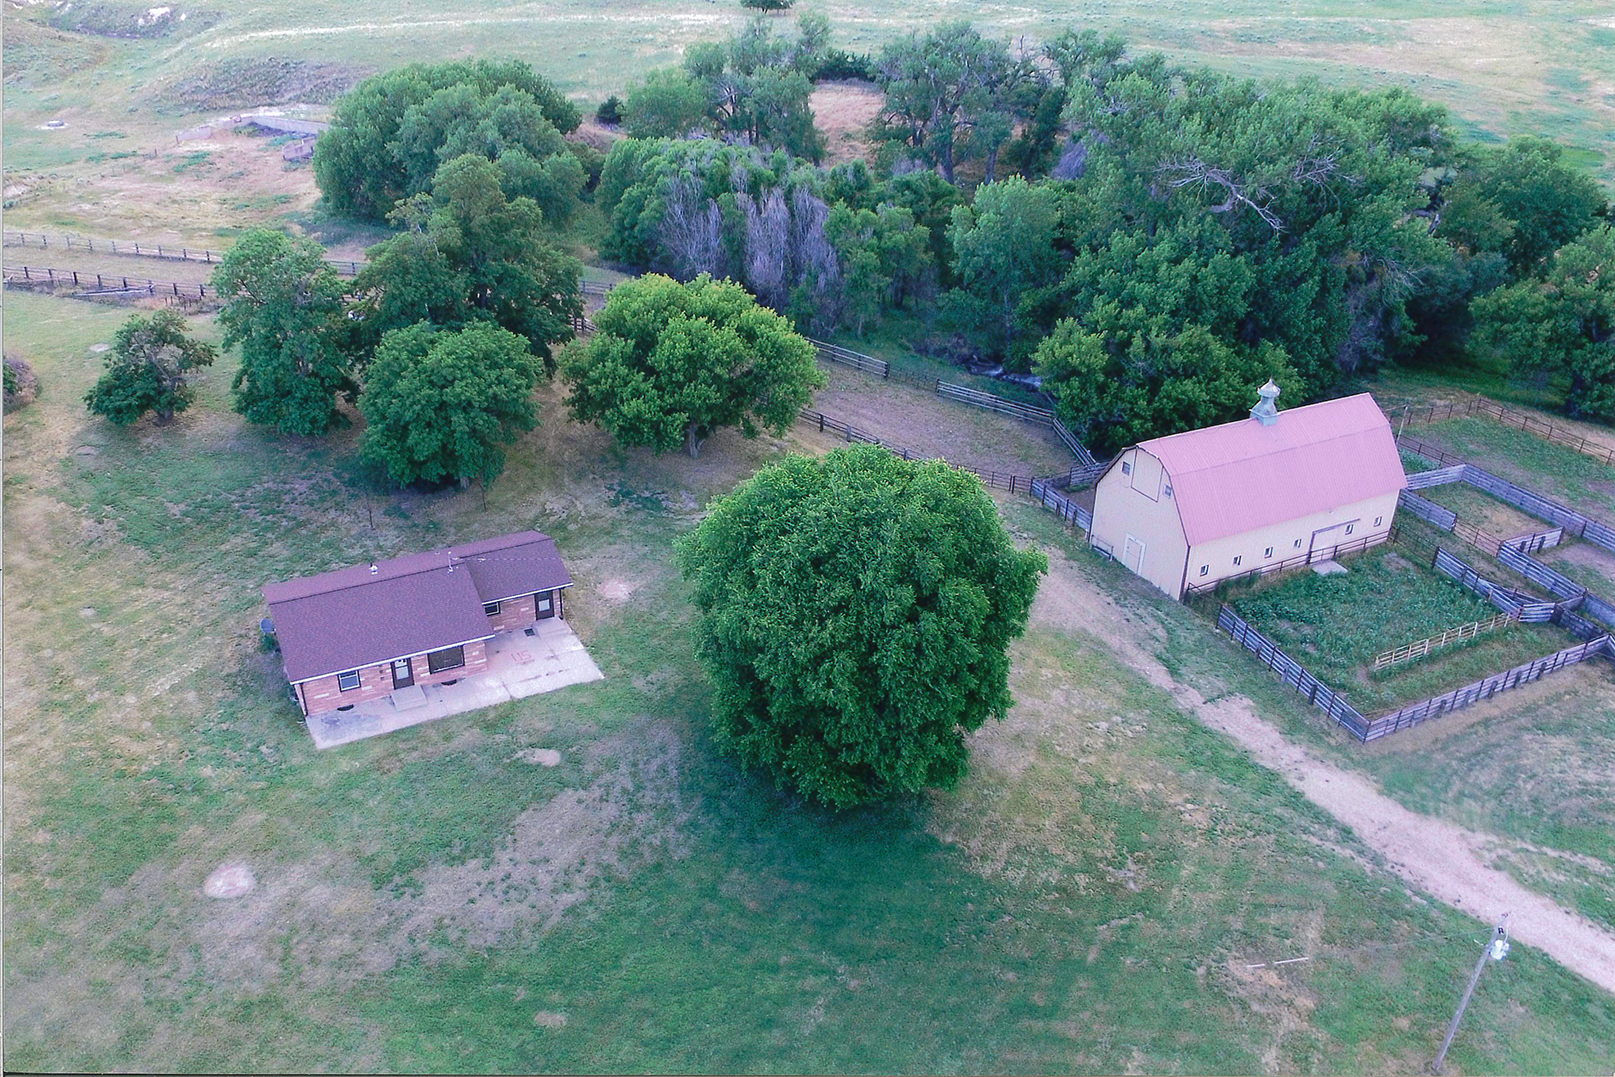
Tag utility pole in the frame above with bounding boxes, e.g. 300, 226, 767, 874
1431, 916, 1510, 1074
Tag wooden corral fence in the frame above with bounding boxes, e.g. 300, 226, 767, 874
810, 339, 891, 378
1216, 605, 1371, 739
4, 263, 212, 298
1372, 610, 1516, 672
1183, 528, 1396, 597
1396, 396, 1615, 466
1028, 477, 1092, 531
1363, 635, 1615, 739
1217, 599, 1615, 743
2, 231, 363, 276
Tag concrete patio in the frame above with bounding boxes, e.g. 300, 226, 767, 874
302, 618, 604, 749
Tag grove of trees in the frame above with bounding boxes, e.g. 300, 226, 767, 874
679, 444, 1046, 808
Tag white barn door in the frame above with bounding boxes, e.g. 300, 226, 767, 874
1123, 534, 1147, 576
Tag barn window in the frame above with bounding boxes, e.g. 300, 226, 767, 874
427, 646, 466, 674
1121, 462, 1132, 475
1264, 547, 1273, 558
1346, 523, 1355, 535
337, 669, 361, 692
1233, 555, 1242, 567
1293, 539, 1302, 549
1374, 516, 1383, 527
483, 601, 501, 616
1163, 485, 1173, 497
1199, 565, 1209, 576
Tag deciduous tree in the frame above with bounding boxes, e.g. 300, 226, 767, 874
213, 229, 357, 435
358, 322, 544, 487
679, 444, 1046, 808
562, 274, 824, 457
84, 309, 217, 426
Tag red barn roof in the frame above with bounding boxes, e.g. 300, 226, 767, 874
263, 531, 573, 683
1133, 393, 1407, 546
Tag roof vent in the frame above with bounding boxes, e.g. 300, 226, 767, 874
1251, 379, 1281, 426
369, 562, 378, 575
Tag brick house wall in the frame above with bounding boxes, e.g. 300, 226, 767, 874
482, 589, 563, 633
296, 639, 491, 716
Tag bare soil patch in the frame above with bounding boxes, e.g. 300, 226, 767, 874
805, 363, 1073, 476
811, 81, 883, 166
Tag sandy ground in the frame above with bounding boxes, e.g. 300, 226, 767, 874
1030, 545, 1615, 993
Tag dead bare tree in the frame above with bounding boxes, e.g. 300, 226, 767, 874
657, 175, 727, 281
1156, 157, 1285, 232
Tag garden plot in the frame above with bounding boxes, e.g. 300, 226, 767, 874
1226, 541, 1574, 713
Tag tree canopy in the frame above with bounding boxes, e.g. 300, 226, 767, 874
1472, 225, 1615, 423
679, 445, 1046, 808
562, 274, 824, 457
83, 309, 217, 426
314, 59, 583, 222
212, 229, 357, 435
353, 154, 583, 367
358, 322, 545, 487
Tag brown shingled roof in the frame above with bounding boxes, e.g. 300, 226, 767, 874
263, 531, 573, 684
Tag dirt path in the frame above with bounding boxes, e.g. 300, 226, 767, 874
1032, 550, 1615, 994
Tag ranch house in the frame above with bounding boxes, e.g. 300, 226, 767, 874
263, 531, 598, 746
1088, 383, 1407, 600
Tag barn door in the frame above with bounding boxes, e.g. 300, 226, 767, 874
1123, 534, 1147, 575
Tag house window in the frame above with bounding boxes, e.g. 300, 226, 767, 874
427, 646, 466, 674
1199, 565, 1209, 577
1121, 461, 1132, 475
1233, 555, 1242, 566
1346, 523, 1355, 535
337, 669, 361, 692
483, 601, 501, 616
1264, 547, 1273, 558
1374, 516, 1383, 527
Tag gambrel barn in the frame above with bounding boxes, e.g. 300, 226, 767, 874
1088, 383, 1408, 599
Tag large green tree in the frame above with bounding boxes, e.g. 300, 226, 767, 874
679, 445, 1046, 808
562, 274, 824, 457
352, 154, 583, 367
314, 59, 582, 222
213, 229, 357, 435
1471, 225, 1615, 424
358, 322, 544, 488
83, 309, 217, 426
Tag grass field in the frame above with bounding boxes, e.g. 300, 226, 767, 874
1223, 542, 1571, 712
1405, 416, 1615, 524
4, 0, 1614, 248
8, 289, 1615, 1072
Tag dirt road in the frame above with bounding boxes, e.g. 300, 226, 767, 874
1033, 551, 1615, 994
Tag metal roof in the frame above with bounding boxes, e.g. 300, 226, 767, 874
1133, 393, 1407, 546
263, 531, 573, 683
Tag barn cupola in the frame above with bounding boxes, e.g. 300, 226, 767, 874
1250, 379, 1281, 426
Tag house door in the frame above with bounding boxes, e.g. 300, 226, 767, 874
1122, 534, 1146, 576
391, 658, 414, 689
535, 591, 556, 619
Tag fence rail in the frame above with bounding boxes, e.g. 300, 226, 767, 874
794, 408, 1039, 493
808, 338, 891, 378
1364, 635, 1615, 739
936, 381, 1053, 422
4, 263, 212, 298
1396, 396, 1615, 466
3, 231, 363, 276
1217, 606, 1370, 738
1028, 477, 1093, 531
1184, 529, 1395, 597
1373, 610, 1515, 671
